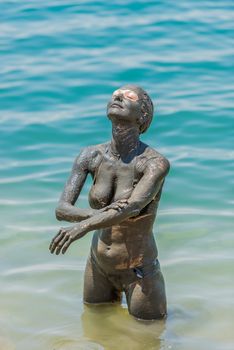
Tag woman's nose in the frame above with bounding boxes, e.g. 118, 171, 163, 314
114, 93, 123, 101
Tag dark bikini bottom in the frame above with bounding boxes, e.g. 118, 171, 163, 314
90, 251, 161, 292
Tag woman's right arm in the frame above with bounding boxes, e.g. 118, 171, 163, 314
55, 148, 98, 222
50, 155, 170, 255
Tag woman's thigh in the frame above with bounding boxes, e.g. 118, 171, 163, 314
126, 269, 167, 320
83, 255, 122, 304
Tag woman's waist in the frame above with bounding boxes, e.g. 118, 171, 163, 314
94, 221, 156, 244
90, 250, 161, 282
91, 232, 158, 270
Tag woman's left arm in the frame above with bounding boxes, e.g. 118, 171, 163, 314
50, 156, 170, 255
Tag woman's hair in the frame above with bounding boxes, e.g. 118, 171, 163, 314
121, 84, 154, 134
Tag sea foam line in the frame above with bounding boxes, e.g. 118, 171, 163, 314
159, 207, 234, 217
0, 198, 57, 205
2, 263, 85, 276
0, 169, 67, 184
0, 194, 86, 207
163, 254, 234, 267
0, 157, 71, 171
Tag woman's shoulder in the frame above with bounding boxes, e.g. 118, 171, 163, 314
137, 142, 170, 175
75, 142, 109, 171
79, 142, 108, 157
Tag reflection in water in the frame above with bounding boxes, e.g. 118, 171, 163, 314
82, 304, 165, 350
52, 338, 104, 350
0, 336, 15, 350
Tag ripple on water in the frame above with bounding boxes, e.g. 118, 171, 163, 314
1, 0, 233, 349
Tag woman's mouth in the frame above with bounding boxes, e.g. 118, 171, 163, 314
111, 102, 123, 109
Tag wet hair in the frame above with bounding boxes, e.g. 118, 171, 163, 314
121, 84, 154, 134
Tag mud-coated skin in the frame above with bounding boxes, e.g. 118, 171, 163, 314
49, 85, 170, 320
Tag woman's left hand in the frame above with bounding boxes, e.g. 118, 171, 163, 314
101, 199, 129, 212
49, 224, 87, 255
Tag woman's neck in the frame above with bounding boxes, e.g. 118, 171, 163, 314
110, 122, 140, 162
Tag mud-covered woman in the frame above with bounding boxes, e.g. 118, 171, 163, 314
49, 85, 170, 320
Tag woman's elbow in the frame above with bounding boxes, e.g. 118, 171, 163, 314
55, 205, 66, 221
127, 202, 141, 218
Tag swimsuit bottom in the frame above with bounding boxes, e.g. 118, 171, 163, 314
90, 251, 161, 292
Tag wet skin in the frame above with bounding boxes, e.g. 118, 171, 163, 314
49, 85, 170, 320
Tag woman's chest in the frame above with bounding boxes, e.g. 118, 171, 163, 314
88, 157, 139, 208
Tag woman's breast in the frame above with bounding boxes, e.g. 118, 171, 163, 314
112, 175, 135, 202
88, 156, 139, 208
88, 161, 115, 209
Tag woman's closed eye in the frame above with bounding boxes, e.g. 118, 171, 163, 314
113, 89, 139, 102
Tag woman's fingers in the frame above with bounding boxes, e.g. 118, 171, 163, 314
50, 225, 88, 255
117, 201, 128, 210
49, 228, 63, 249
111, 200, 128, 211
102, 199, 129, 212
49, 228, 66, 253
61, 238, 73, 254
61, 229, 87, 254
55, 233, 70, 255
118, 199, 128, 203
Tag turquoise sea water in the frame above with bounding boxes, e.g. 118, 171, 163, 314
0, 1, 233, 349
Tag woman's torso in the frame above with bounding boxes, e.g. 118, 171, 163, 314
87, 143, 163, 271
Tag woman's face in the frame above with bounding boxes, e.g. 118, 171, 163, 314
107, 86, 143, 127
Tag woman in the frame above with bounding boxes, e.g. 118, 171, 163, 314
50, 85, 170, 320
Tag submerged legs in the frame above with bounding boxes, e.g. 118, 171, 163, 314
83, 256, 166, 320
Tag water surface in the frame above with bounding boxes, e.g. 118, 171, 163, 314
0, 1, 233, 349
